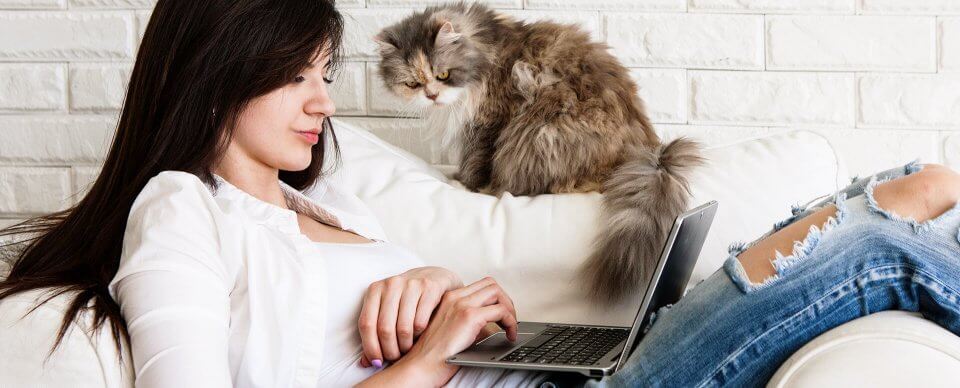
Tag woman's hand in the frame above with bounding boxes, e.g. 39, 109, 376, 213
356, 277, 519, 388
358, 266, 463, 367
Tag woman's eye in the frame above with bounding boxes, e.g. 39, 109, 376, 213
294, 75, 306, 83
322, 77, 334, 85
404, 81, 420, 88
436, 71, 450, 81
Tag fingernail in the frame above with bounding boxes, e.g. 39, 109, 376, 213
371, 359, 383, 369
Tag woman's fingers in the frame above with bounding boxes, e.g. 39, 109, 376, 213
358, 283, 384, 365
377, 278, 404, 360
476, 304, 519, 342
446, 280, 519, 342
461, 283, 518, 323
444, 276, 496, 301
396, 280, 422, 353
414, 283, 442, 337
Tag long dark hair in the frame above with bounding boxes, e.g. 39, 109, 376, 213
0, 0, 344, 365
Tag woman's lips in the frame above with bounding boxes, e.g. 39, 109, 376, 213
297, 131, 319, 144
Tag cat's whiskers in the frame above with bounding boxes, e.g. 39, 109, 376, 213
392, 97, 424, 121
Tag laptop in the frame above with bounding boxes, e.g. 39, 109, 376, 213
446, 200, 718, 377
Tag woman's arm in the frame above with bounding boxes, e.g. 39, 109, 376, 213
109, 173, 234, 387
113, 270, 232, 386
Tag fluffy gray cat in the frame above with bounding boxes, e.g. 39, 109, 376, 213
374, 3, 704, 304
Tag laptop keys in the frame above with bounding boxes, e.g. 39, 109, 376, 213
499, 325, 629, 365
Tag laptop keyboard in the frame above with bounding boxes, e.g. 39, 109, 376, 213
499, 325, 629, 366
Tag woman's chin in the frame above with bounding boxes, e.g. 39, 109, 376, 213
280, 158, 313, 173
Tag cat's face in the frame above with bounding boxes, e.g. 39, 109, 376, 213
375, 20, 487, 110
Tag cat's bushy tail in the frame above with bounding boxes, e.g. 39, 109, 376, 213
580, 137, 704, 304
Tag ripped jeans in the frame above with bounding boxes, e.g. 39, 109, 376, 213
576, 161, 960, 387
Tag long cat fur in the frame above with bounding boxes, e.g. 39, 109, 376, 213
374, 2, 704, 304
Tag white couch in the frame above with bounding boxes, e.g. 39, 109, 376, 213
2, 120, 959, 386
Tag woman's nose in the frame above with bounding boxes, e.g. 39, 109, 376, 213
307, 83, 336, 118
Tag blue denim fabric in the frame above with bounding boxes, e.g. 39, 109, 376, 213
570, 161, 960, 388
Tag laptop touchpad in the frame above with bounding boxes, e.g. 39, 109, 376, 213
475, 332, 537, 351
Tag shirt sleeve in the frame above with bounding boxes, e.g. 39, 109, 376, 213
108, 172, 234, 387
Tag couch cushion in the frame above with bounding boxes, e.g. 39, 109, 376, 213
0, 285, 133, 388
325, 119, 846, 325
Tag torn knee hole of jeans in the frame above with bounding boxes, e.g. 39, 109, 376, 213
772, 205, 806, 232
864, 173, 960, 235
905, 159, 924, 175
727, 193, 849, 293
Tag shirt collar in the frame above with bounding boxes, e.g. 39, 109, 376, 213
209, 173, 345, 236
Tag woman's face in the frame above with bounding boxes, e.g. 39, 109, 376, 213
229, 54, 336, 173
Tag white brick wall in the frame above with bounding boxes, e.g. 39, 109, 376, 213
1, 0, 959, 221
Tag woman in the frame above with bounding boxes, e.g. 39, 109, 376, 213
0, 1, 958, 387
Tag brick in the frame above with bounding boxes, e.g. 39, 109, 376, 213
860, 0, 960, 15
342, 9, 417, 60
336, 117, 442, 163
0, 0, 63, 8
0, 167, 73, 214
69, 62, 132, 111
946, 134, 960, 170
69, 0, 154, 8
858, 74, 960, 129
813, 128, 940, 178
0, 11, 135, 60
367, 0, 522, 8
526, 0, 684, 11
689, 0, 854, 13
630, 69, 686, 124
329, 62, 366, 115
72, 165, 101, 198
605, 13, 763, 70
942, 18, 960, 71
767, 15, 935, 72
0, 116, 115, 164
499, 10, 602, 41
365, 63, 419, 117
656, 124, 785, 145
135, 10, 151, 44
690, 71, 855, 126
0, 218, 29, 253
0, 63, 65, 112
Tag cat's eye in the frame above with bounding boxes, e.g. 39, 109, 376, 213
436, 71, 450, 81
404, 81, 420, 88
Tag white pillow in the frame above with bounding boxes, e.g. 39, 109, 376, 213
325, 119, 845, 326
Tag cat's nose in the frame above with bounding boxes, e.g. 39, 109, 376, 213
425, 93, 438, 101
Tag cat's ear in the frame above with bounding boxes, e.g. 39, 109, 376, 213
372, 32, 396, 55
435, 21, 462, 47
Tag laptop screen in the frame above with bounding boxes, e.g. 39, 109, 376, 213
613, 201, 718, 371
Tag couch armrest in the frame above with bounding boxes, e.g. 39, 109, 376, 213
768, 310, 960, 387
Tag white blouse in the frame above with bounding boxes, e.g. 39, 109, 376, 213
314, 241, 423, 386
108, 170, 391, 387
107, 170, 548, 388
